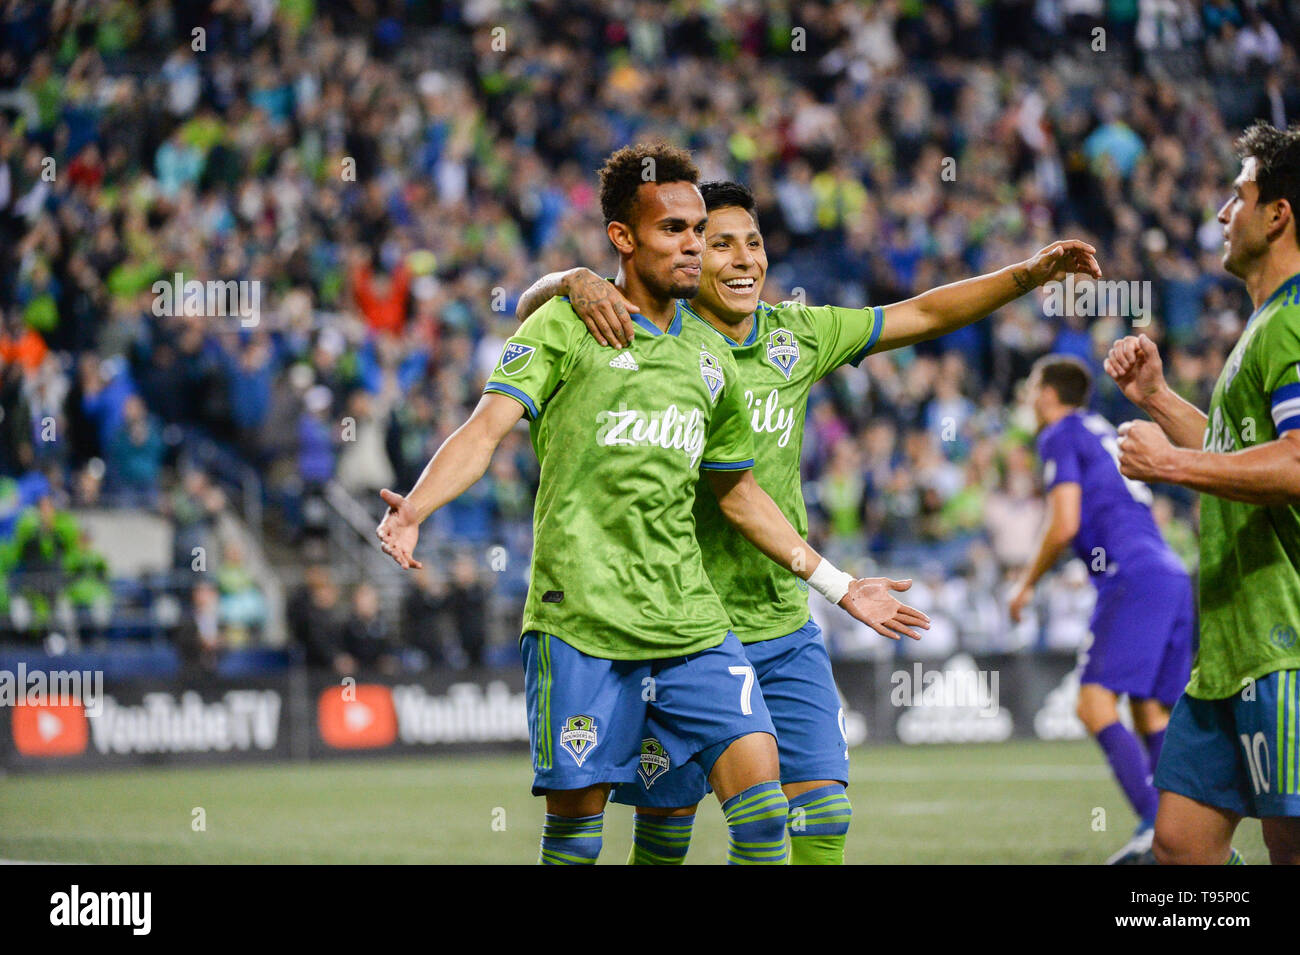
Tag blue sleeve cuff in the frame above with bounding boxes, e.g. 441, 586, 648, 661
1272, 382, 1300, 404
1271, 383, 1300, 433
483, 382, 540, 420
700, 458, 755, 471
847, 306, 885, 368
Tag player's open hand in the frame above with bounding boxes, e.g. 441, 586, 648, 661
839, 577, 930, 641
1104, 334, 1166, 409
1023, 239, 1102, 287
1115, 420, 1176, 483
566, 268, 639, 348
376, 487, 423, 569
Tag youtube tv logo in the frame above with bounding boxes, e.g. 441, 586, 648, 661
317, 684, 397, 749
12, 701, 89, 757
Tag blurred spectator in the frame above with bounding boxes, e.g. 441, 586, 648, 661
402, 563, 449, 666
288, 565, 352, 675
0, 494, 108, 633
350, 247, 411, 337
335, 387, 396, 496
215, 537, 266, 645
983, 443, 1046, 568
177, 580, 223, 675
446, 552, 488, 667
167, 469, 225, 569
344, 581, 398, 674
105, 394, 163, 505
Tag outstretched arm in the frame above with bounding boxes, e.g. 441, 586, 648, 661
704, 469, 929, 641
874, 240, 1101, 352
376, 393, 525, 568
516, 267, 638, 347
1009, 482, 1081, 622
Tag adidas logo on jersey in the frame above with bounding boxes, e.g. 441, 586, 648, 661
609, 351, 639, 370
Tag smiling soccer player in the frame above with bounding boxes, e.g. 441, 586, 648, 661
518, 179, 1100, 863
378, 147, 927, 865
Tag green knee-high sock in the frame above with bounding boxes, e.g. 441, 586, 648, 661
626, 813, 695, 864
1225, 847, 1245, 865
788, 784, 852, 865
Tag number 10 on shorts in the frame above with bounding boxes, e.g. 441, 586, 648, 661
1240, 732, 1271, 795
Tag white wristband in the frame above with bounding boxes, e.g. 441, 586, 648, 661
807, 559, 852, 604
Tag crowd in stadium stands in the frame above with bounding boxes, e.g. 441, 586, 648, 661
0, 0, 1296, 667
286, 554, 490, 675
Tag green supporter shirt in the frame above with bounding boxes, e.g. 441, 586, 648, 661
687, 299, 883, 643
1196, 272, 1300, 698
484, 297, 755, 660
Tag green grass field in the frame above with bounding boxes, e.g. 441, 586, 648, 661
0, 740, 1266, 864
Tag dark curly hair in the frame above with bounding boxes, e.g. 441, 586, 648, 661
597, 142, 699, 228
1236, 122, 1300, 246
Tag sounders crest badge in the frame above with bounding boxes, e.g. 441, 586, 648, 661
560, 714, 598, 766
700, 349, 724, 403
767, 328, 799, 380
637, 737, 670, 788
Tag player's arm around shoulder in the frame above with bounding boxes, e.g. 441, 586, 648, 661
516, 266, 638, 348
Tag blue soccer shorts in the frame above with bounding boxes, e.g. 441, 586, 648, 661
1154, 669, 1300, 818
520, 630, 776, 796
612, 618, 848, 808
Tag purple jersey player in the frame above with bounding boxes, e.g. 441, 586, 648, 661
1010, 354, 1193, 864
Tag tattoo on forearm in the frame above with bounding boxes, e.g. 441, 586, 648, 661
1012, 268, 1032, 296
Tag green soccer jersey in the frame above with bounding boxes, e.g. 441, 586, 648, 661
1195, 272, 1300, 699
687, 299, 883, 643
484, 296, 755, 660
